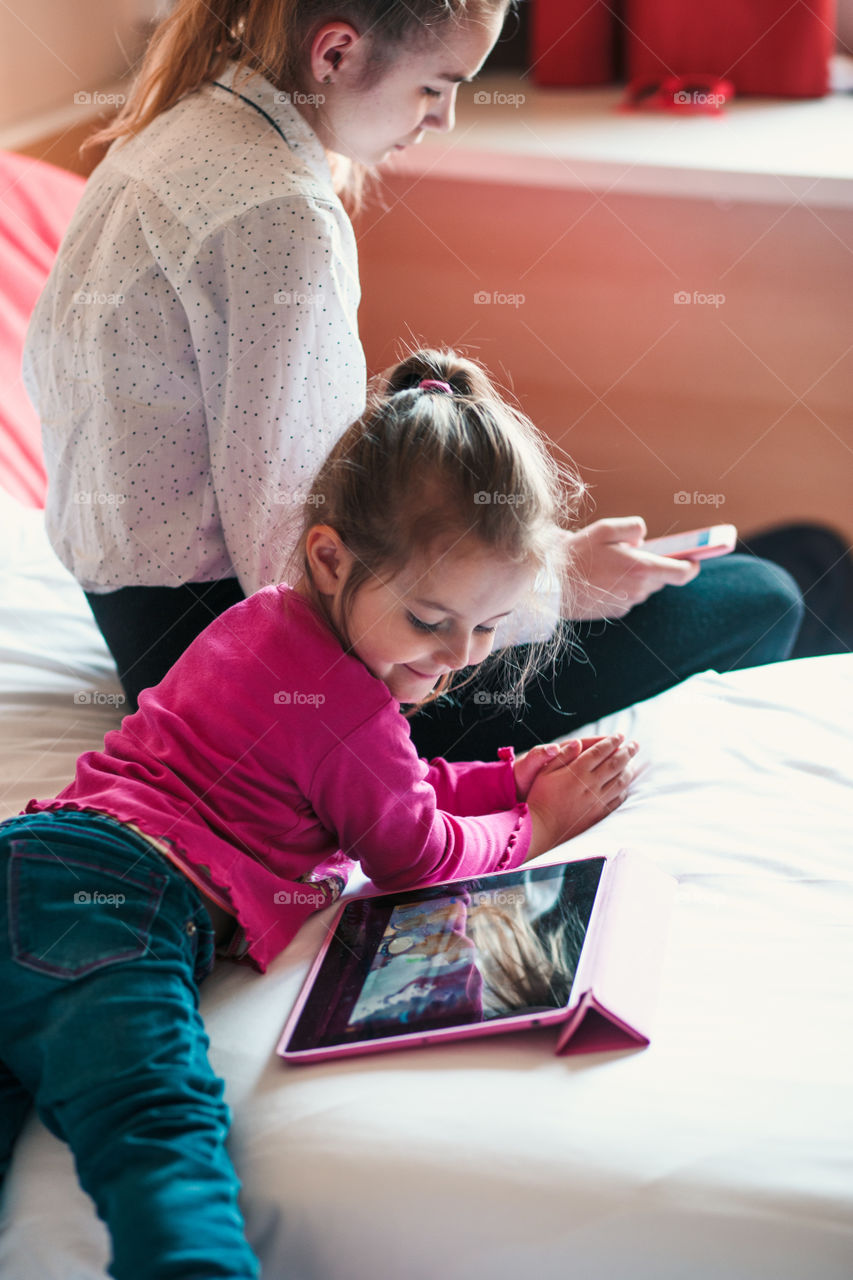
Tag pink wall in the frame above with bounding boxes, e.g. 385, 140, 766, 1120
0, 2, 148, 130
356, 169, 853, 544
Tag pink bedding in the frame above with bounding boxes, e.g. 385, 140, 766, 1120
0, 151, 84, 507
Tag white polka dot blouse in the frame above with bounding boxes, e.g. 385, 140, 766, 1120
22, 62, 367, 595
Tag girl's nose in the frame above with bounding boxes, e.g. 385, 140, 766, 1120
436, 629, 474, 672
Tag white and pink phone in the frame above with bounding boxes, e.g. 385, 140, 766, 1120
643, 524, 737, 562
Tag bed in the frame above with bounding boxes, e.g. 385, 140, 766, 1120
1, 151, 852, 1280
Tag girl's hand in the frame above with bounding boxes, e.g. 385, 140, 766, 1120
525, 734, 638, 858
513, 740, 582, 800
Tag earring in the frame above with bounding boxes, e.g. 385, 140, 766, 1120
323, 74, 332, 85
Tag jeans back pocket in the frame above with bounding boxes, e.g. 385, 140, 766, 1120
8, 835, 168, 980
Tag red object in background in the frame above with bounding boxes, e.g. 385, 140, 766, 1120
0, 151, 84, 508
621, 73, 735, 113
624, 1, 836, 99
529, 0, 620, 87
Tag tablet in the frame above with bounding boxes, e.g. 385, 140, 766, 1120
278, 856, 609, 1064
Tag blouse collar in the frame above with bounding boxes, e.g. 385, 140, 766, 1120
212, 61, 333, 188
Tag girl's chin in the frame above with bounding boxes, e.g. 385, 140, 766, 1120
388, 669, 439, 700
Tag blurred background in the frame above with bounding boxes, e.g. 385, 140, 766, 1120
1, 0, 851, 544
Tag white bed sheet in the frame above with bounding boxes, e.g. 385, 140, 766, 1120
1, 487, 852, 1280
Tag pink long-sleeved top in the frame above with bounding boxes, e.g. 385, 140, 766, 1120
27, 586, 531, 970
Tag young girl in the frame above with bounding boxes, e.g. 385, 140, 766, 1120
0, 350, 636, 1279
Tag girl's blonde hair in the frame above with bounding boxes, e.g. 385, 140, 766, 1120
289, 347, 586, 708
466, 895, 588, 1016
85, 1, 512, 203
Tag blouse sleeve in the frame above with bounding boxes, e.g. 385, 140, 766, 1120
423, 748, 520, 816
182, 197, 365, 594
305, 711, 532, 893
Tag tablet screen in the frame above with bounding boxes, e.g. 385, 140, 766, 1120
284, 858, 606, 1053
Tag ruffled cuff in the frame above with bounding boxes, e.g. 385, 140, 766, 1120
497, 745, 518, 807
495, 801, 531, 871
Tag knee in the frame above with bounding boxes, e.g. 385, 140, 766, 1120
725, 555, 804, 666
744, 555, 803, 624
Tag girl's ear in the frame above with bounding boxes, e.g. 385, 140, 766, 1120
309, 22, 363, 86
304, 525, 352, 594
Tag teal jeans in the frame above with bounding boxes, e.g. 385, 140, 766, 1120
0, 808, 260, 1279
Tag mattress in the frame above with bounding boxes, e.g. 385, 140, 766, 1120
1, 486, 852, 1279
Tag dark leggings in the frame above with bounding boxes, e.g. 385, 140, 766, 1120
85, 554, 803, 761
85, 579, 246, 709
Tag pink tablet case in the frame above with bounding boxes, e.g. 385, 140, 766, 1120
554, 850, 676, 1055
279, 849, 676, 1062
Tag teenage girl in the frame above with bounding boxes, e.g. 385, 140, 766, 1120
22, 0, 802, 741
0, 351, 637, 1279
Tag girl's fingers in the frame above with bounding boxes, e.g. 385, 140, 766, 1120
544, 744, 634, 800
527, 743, 561, 775
536, 739, 582, 778
601, 765, 634, 793
584, 750, 636, 810
598, 747, 637, 783
598, 742, 638, 781
584, 735, 639, 774
598, 770, 636, 808
578, 734, 624, 768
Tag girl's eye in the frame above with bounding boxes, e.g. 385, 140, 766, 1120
422, 87, 443, 98
407, 612, 497, 636
407, 611, 440, 633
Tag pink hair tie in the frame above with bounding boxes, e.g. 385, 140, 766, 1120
418, 379, 453, 394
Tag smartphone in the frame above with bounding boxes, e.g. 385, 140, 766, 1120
643, 524, 737, 561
